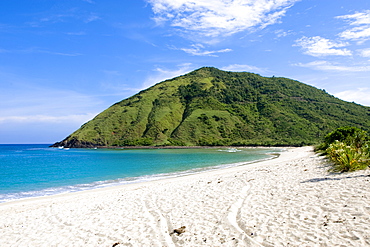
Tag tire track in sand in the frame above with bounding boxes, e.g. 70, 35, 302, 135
141, 193, 176, 247
227, 179, 263, 247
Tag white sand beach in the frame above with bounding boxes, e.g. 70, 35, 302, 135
1, 146, 369, 246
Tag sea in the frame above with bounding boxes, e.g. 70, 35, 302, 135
0, 144, 281, 203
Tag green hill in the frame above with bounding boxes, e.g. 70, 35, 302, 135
52, 67, 370, 148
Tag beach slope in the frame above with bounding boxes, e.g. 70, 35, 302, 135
1, 146, 369, 246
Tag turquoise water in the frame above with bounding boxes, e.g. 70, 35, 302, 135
0, 144, 280, 203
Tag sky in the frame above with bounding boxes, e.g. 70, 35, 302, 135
1, 0, 370, 144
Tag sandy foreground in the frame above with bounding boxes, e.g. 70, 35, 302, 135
1, 146, 370, 247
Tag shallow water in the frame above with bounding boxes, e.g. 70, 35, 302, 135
0, 144, 280, 203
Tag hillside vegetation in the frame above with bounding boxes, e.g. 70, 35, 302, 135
53, 67, 370, 148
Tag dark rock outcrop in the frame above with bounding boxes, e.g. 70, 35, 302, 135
50, 137, 99, 148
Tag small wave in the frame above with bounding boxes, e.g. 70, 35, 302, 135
217, 148, 242, 153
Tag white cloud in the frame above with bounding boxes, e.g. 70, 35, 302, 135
221, 64, 266, 74
5, 47, 82, 56
334, 88, 370, 106
142, 63, 193, 89
1, 89, 102, 118
337, 10, 370, 25
85, 14, 100, 23
37, 49, 82, 56
295, 60, 370, 72
359, 48, 370, 57
337, 10, 370, 41
0, 70, 105, 121
274, 29, 293, 38
177, 44, 232, 56
102, 70, 122, 76
27, 8, 100, 28
147, 0, 299, 38
294, 10, 370, 73
295, 36, 352, 57
65, 31, 86, 36
0, 113, 97, 124
339, 26, 370, 41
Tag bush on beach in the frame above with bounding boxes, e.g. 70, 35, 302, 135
326, 141, 370, 172
316, 127, 370, 172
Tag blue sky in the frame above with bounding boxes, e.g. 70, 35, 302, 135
1, 0, 370, 144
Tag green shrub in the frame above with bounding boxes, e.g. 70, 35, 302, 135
166, 138, 186, 146
318, 127, 370, 172
316, 126, 366, 152
118, 138, 154, 146
198, 137, 231, 146
326, 141, 370, 172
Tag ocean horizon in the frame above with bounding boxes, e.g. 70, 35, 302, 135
0, 144, 281, 203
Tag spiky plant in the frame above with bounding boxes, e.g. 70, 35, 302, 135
326, 141, 370, 172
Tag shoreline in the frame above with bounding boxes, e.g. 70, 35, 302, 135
1, 146, 369, 246
0, 151, 280, 207
0, 146, 281, 204
51, 144, 302, 149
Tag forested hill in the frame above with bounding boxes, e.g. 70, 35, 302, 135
52, 67, 370, 148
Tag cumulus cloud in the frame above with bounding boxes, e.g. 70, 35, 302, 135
337, 10, 370, 41
146, 0, 299, 38
295, 36, 352, 57
177, 44, 232, 56
358, 48, 370, 57
339, 26, 370, 41
294, 10, 370, 73
294, 60, 370, 72
338, 10, 370, 25
334, 88, 370, 106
